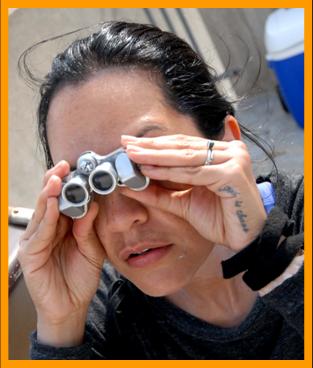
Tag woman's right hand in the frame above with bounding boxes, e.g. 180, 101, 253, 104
18, 161, 106, 347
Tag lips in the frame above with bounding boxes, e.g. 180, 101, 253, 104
119, 242, 173, 267
120, 242, 172, 260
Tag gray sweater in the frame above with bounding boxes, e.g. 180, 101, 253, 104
30, 172, 304, 359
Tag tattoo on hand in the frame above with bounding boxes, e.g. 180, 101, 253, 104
235, 200, 249, 232
218, 185, 239, 197
219, 188, 249, 232
236, 210, 249, 233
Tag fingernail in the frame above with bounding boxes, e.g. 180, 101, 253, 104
49, 175, 61, 185
121, 135, 138, 142
56, 160, 67, 167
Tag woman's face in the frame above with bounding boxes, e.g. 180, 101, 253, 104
47, 69, 215, 297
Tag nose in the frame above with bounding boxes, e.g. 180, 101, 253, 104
97, 190, 149, 233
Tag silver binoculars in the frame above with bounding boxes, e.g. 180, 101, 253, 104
58, 148, 150, 219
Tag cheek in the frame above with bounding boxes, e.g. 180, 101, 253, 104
156, 180, 193, 191
93, 202, 113, 248
180, 235, 215, 270
93, 200, 124, 261
94, 205, 107, 237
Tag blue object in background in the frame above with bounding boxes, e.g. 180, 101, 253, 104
265, 8, 304, 128
268, 53, 304, 128
257, 182, 276, 214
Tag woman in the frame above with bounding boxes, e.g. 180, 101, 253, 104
18, 21, 304, 359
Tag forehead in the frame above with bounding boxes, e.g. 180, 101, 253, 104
47, 69, 200, 167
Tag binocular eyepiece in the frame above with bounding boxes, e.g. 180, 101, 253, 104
59, 148, 149, 218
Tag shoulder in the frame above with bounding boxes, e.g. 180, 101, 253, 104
90, 262, 123, 306
89, 262, 142, 313
102, 261, 122, 285
84, 263, 125, 344
257, 171, 304, 233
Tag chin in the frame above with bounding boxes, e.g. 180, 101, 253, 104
130, 272, 190, 298
137, 284, 179, 298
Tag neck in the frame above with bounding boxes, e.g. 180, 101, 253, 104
166, 245, 258, 328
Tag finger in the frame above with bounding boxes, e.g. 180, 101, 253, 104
121, 134, 228, 150
54, 213, 72, 244
72, 201, 106, 263
140, 164, 224, 186
139, 161, 247, 198
22, 175, 63, 240
19, 196, 60, 256
126, 145, 231, 167
42, 160, 70, 187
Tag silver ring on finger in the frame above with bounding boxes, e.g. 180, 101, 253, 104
204, 140, 215, 165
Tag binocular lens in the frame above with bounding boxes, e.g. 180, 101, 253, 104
89, 161, 117, 194
91, 172, 114, 192
64, 184, 87, 204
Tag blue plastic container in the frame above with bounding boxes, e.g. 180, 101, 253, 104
265, 9, 304, 128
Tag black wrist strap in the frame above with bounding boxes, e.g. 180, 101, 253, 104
242, 233, 304, 290
221, 207, 303, 291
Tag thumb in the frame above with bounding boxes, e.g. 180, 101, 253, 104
119, 184, 191, 220
72, 201, 106, 263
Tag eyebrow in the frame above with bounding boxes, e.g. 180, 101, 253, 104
135, 124, 168, 137
69, 124, 168, 170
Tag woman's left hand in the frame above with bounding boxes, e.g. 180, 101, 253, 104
121, 134, 267, 252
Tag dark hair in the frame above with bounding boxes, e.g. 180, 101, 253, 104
19, 21, 275, 169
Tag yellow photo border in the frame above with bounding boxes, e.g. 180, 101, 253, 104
1, 2, 312, 367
